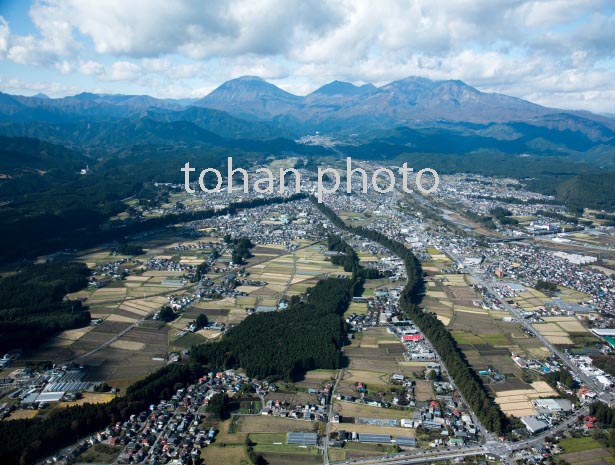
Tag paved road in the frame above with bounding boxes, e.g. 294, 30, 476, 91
324, 363, 344, 464
330, 446, 485, 465
443, 245, 603, 393
408, 186, 608, 395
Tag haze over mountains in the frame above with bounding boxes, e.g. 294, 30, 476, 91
0, 75, 614, 159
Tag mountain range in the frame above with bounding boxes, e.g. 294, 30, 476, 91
0, 75, 614, 159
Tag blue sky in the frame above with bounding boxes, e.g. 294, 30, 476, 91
0, 0, 614, 113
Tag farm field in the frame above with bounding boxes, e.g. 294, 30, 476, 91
3, 409, 39, 421
560, 448, 615, 465
533, 316, 597, 346
339, 211, 373, 227
58, 392, 115, 408
24, 230, 209, 388
29, 233, 349, 390
236, 415, 319, 434
449, 317, 528, 380
336, 328, 431, 401
559, 436, 603, 453
558, 437, 615, 465
195, 241, 348, 326
250, 432, 319, 455
422, 272, 487, 327
414, 380, 434, 402
332, 422, 413, 439
426, 247, 451, 263
494, 381, 556, 417
345, 301, 369, 317
295, 369, 337, 390
421, 266, 559, 394
247, 432, 322, 465
201, 445, 250, 465
264, 389, 318, 408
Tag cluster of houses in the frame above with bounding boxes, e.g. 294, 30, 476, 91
92, 257, 137, 282
261, 398, 329, 421
43, 369, 280, 465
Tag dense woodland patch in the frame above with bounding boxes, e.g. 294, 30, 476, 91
0, 262, 91, 354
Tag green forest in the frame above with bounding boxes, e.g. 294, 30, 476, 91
0, 262, 91, 354
191, 277, 355, 380
327, 234, 382, 280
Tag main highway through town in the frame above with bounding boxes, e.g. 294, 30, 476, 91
405, 185, 610, 399
441, 245, 609, 397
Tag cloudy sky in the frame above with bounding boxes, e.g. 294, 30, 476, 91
0, 0, 614, 113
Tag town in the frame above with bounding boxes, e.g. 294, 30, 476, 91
1, 156, 614, 465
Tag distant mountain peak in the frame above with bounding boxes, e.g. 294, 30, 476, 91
233, 75, 266, 82
203, 75, 296, 97
72, 92, 100, 100
194, 74, 300, 118
1, 75, 612, 143
32, 93, 51, 99
310, 80, 377, 96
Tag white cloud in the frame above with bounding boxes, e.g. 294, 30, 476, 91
4, 1, 79, 66
104, 61, 140, 81
0, 0, 613, 112
21, 0, 343, 59
0, 75, 78, 96
0, 17, 9, 57
78, 59, 104, 76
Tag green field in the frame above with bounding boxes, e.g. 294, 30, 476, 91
249, 432, 287, 444
559, 436, 602, 453
253, 444, 319, 455
451, 330, 509, 346
170, 331, 206, 348
239, 400, 262, 414
329, 448, 347, 461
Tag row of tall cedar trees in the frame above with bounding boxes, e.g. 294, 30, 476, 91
1, 192, 546, 464
310, 197, 513, 436
0, 193, 348, 465
327, 234, 383, 280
